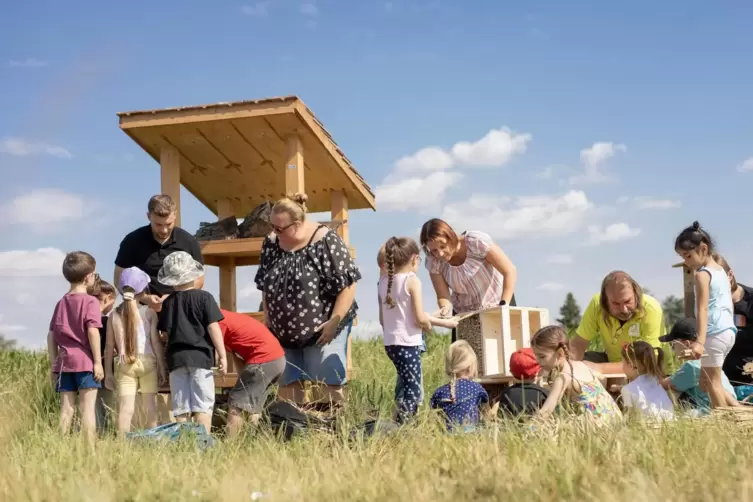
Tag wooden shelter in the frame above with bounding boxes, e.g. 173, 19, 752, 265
117, 95, 376, 388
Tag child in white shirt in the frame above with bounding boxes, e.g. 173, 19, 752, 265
620, 340, 675, 421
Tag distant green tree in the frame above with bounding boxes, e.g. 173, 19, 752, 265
557, 293, 582, 338
662, 295, 685, 331
0, 334, 16, 351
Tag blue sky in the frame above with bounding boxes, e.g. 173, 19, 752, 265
2, 0, 752, 348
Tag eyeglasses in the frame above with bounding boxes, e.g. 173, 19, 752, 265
272, 222, 295, 234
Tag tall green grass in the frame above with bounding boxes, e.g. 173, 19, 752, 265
2, 335, 753, 502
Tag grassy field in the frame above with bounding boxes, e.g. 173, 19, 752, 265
3, 334, 753, 501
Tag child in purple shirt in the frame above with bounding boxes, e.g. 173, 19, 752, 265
47, 251, 104, 443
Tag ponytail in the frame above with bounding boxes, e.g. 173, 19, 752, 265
116, 288, 141, 363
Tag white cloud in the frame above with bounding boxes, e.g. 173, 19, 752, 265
580, 142, 627, 168
441, 190, 592, 241
451, 127, 532, 168
300, 3, 318, 16
240, 2, 268, 16
546, 254, 573, 265
8, 58, 47, 68
394, 146, 454, 173
0, 248, 66, 277
0, 137, 71, 158
375, 171, 462, 212
0, 189, 87, 232
569, 141, 626, 185
737, 157, 753, 173
537, 282, 564, 292
0, 314, 27, 334
586, 223, 640, 245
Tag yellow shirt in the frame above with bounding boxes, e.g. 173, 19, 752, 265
576, 293, 666, 362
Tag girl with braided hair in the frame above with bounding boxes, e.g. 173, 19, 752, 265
378, 236, 431, 423
531, 325, 621, 424
430, 340, 490, 431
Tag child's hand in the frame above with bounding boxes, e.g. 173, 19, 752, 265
104, 374, 115, 391
117, 353, 127, 365
218, 356, 227, 375
158, 367, 168, 387
93, 363, 104, 382
418, 317, 432, 332
689, 341, 705, 360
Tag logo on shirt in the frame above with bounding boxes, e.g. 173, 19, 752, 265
628, 324, 640, 338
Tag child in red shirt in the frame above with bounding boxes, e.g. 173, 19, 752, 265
219, 309, 285, 436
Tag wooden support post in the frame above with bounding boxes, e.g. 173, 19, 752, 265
285, 134, 305, 195
216, 199, 237, 313
673, 263, 696, 318
160, 145, 182, 227
331, 190, 354, 380
682, 264, 695, 318
330, 189, 349, 242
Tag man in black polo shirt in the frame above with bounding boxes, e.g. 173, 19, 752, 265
714, 254, 753, 387
114, 194, 204, 311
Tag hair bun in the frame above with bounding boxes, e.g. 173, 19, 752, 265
692, 221, 700, 231
290, 193, 308, 210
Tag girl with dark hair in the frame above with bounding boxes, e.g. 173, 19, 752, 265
675, 221, 738, 408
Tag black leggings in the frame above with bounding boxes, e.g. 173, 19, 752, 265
450, 294, 517, 343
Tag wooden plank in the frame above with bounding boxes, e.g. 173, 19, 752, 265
284, 134, 305, 195
200, 237, 263, 259
119, 100, 298, 129
160, 145, 182, 227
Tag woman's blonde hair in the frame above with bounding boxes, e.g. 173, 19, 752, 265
114, 286, 141, 364
445, 340, 479, 402
272, 192, 308, 223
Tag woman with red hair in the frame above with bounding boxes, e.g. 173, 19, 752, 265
420, 218, 518, 342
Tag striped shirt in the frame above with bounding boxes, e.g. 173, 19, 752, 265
425, 230, 504, 314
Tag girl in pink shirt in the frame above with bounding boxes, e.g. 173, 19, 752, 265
378, 237, 457, 423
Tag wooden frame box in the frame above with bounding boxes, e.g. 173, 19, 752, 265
456, 306, 550, 378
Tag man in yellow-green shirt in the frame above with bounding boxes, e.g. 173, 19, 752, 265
571, 270, 666, 375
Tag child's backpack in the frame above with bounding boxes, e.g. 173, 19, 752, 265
126, 422, 215, 451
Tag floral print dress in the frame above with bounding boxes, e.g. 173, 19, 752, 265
254, 226, 361, 349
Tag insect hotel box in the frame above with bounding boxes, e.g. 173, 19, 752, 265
456, 306, 550, 378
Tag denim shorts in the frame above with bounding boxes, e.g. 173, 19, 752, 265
55, 371, 101, 393
169, 366, 215, 416
280, 322, 351, 386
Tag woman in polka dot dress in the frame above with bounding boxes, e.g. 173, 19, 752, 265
378, 237, 431, 423
430, 340, 491, 432
255, 193, 361, 408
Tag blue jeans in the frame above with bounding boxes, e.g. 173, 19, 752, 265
385, 345, 423, 423
280, 322, 352, 386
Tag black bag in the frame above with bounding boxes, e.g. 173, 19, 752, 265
266, 402, 335, 441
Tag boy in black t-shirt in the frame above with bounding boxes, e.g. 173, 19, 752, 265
499, 348, 549, 420
157, 251, 227, 434
87, 277, 117, 434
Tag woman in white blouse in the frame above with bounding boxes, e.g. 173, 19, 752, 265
420, 218, 518, 342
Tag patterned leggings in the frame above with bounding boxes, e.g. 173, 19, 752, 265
385, 345, 423, 423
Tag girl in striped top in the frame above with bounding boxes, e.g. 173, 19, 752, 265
420, 219, 518, 341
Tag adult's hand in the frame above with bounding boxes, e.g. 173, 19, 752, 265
315, 315, 341, 346
142, 294, 168, 312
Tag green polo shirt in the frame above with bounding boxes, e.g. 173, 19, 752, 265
576, 293, 666, 362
